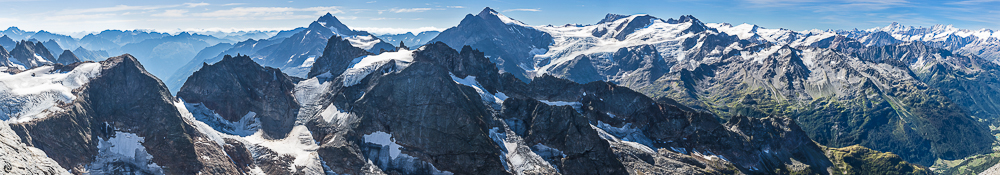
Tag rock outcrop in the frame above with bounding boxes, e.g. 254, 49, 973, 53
9, 40, 56, 68
178, 54, 299, 139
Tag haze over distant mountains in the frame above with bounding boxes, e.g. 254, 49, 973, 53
4, 6, 1000, 175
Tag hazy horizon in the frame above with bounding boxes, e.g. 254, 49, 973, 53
1, 0, 998, 37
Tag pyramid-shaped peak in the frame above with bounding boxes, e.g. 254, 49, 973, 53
315, 13, 349, 30
479, 7, 498, 15
677, 15, 701, 23
472, 7, 527, 26
318, 12, 339, 22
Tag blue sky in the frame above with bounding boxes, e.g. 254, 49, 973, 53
0, 0, 997, 36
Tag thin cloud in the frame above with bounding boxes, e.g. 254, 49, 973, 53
387, 8, 442, 13
60, 4, 179, 14
946, 0, 1000, 5
184, 2, 210, 8
45, 13, 119, 21
503, 8, 541, 12
742, 0, 908, 10
447, 6, 465, 8
152, 9, 188, 17
222, 3, 245, 6
197, 6, 344, 20
366, 1, 376, 3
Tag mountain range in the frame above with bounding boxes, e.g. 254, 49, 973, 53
2, 6, 1000, 175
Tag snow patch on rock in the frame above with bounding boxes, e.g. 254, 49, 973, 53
319, 104, 351, 123
341, 49, 415, 87
88, 130, 164, 175
363, 131, 454, 175
488, 127, 558, 173
182, 102, 260, 137
244, 125, 324, 173
450, 73, 505, 110
175, 100, 325, 174
538, 100, 583, 114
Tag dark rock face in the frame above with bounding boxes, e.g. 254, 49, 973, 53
9, 55, 241, 174
0, 45, 14, 67
307, 35, 373, 78
430, 7, 554, 81
9, 41, 56, 68
413, 42, 502, 91
56, 50, 80, 65
500, 98, 630, 174
294, 35, 856, 174
302, 40, 513, 174
496, 74, 834, 174
352, 61, 508, 174
177, 54, 300, 139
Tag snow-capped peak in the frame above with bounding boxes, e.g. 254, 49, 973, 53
478, 7, 528, 26
598, 14, 632, 24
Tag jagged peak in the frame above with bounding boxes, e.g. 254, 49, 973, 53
880, 22, 909, 32
598, 14, 631, 24
320, 12, 335, 19
668, 15, 702, 24
213, 54, 258, 68
316, 13, 344, 26
5, 26, 23, 32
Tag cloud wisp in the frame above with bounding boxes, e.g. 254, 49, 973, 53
503, 8, 541, 12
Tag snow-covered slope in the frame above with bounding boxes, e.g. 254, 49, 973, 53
0, 63, 102, 122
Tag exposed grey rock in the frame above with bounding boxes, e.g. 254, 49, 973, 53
9, 40, 56, 68
178, 54, 300, 139
0, 45, 14, 67
0, 120, 69, 175
55, 50, 80, 65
